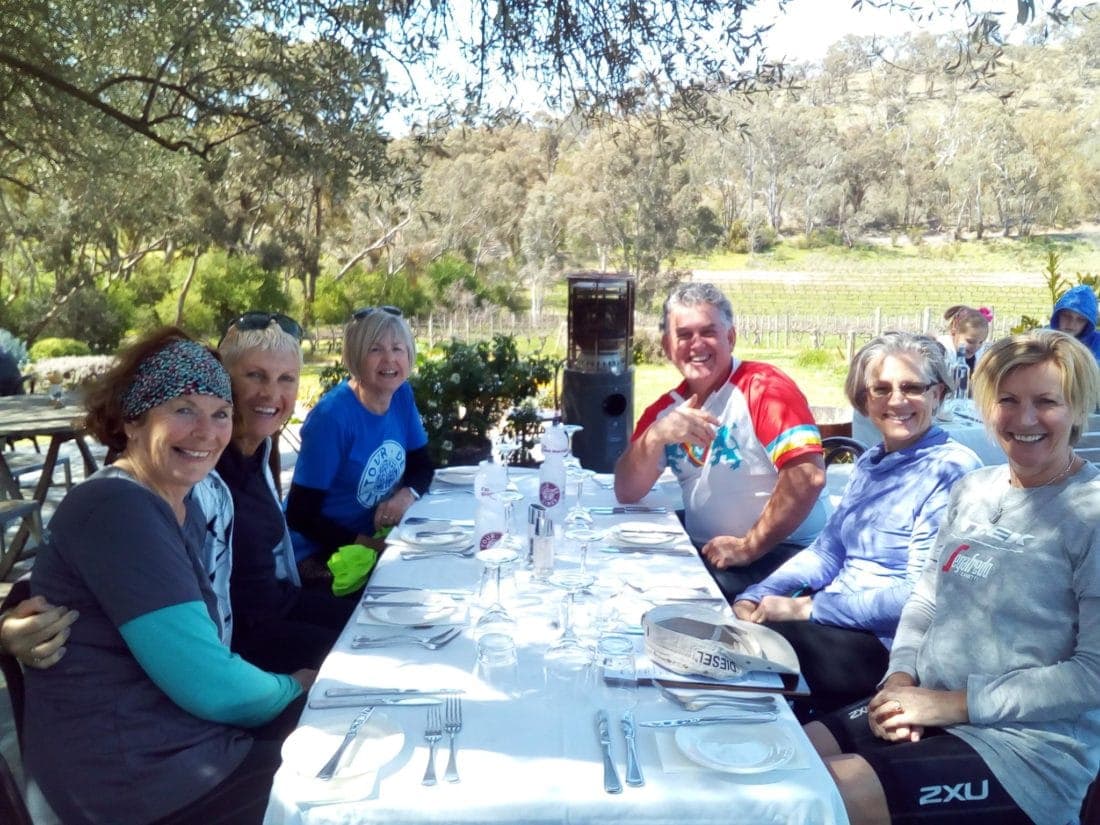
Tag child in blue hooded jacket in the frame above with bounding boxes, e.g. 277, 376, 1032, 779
1051, 284, 1100, 361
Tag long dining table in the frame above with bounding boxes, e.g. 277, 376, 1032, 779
264, 467, 850, 825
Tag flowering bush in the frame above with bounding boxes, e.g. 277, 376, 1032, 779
410, 335, 557, 466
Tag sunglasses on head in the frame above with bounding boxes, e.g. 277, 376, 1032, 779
352, 305, 403, 321
225, 312, 303, 341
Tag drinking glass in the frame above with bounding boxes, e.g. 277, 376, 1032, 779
563, 525, 605, 576
596, 633, 638, 712
564, 468, 595, 527
561, 423, 583, 470
476, 535, 522, 634
544, 569, 597, 663
476, 632, 520, 697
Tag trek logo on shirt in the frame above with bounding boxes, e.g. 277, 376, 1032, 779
668, 424, 742, 472
941, 544, 994, 581
918, 781, 989, 805
357, 439, 406, 508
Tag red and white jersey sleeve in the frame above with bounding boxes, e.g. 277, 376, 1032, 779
631, 359, 824, 544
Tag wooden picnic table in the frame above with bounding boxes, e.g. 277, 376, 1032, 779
0, 395, 98, 572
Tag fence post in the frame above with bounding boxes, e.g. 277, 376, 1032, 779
873, 307, 882, 336
921, 307, 932, 333
846, 330, 857, 362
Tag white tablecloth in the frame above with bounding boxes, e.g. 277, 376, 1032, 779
852, 402, 1005, 466
264, 468, 849, 825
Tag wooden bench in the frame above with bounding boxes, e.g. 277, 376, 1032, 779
3, 451, 71, 491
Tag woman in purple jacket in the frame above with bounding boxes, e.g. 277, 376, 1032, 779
733, 332, 981, 719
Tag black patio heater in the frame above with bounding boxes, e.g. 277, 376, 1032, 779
561, 272, 635, 472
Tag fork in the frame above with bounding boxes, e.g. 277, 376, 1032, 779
443, 696, 462, 783
422, 706, 443, 786
352, 627, 461, 649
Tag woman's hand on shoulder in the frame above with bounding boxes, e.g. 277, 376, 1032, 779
0, 596, 79, 669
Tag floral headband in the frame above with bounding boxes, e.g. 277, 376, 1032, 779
120, 339, 233, 420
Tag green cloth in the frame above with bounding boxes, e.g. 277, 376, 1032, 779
327, 544, 378, 596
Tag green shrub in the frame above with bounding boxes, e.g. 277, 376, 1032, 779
410, 334, 557, 466
632, 332, 665, 365
29, 338, 92, 359
728, 219, 778, 253
793, 348, 833, 369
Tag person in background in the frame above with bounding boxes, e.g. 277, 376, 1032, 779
0, 347, 25, 396
24, 328, 313, 825
1051, 283, 1100, 362
733, 332, 981, 719
807, 329, 1100, 825
614, 282, 827, 600
212, 313, 356, 671
285, 306, 433, 570
937, 304, 991, 373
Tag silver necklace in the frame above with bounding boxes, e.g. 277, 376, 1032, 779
990, 453, 1078, 524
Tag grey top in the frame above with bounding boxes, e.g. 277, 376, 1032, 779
889, 462, 1100, 825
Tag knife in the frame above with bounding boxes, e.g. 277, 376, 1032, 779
324, 687, 465, 698
596, 710, 623, 794
621, 711, 644, 787
602, 546, 695, 556
639, 713, 778, 727
309, 696, 443, 709
589, 506, 669, 515
316, 707, 375, 779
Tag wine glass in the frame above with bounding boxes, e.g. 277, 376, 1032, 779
496, 488, 525, 536
495, 436, 521, 487
561, 423, 583, 470
544, 569, 597, 664
476, 535, 522, 634
563, 525, 604, 576
564, 468, 594, 527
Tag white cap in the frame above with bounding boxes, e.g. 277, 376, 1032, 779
643, 604, 799, 680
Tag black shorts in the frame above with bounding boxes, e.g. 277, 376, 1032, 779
818, 700, 1035, 825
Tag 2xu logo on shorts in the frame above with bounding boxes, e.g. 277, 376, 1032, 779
918, 781, 989, 805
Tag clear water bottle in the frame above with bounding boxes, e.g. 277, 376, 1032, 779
952, 346, 970, 400
473, 458, 507, 505
539, 423, 569, 521
474, 493, 507, 551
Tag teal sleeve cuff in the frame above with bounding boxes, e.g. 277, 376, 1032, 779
120, 601, 302, 727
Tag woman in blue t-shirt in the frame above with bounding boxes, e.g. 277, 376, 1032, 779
285, 307, 433, 566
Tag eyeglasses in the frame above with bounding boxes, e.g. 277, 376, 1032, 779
352, 306, 403, 321
224, 312, 303, 341
867, 381, 937, 400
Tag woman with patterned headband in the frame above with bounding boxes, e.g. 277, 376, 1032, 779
23, 328, 314, 825
285, 306, 434, 567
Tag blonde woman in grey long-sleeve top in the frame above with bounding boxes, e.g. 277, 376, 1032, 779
806, 329, 1100, 825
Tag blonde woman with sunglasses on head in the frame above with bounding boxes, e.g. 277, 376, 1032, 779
285, 307, 434, 569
